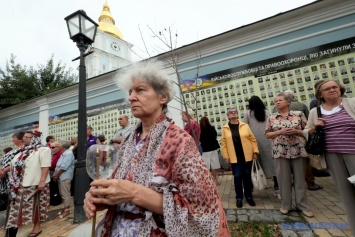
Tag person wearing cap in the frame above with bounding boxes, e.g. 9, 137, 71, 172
109, 115, 133, 147
87, 126, 100, 148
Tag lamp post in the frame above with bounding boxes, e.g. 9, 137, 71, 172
64, 10, 98, 223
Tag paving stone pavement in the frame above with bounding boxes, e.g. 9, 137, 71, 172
0, 174, 351, 236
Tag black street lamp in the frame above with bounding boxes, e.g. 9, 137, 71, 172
64, 10, 98, 223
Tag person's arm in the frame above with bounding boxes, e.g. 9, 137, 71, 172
265, 130, 282, 139
221, 128, 229, 161
247, 125, 259, 155
37, 167, 49, 190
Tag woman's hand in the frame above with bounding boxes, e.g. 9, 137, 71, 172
83, 191, 108, 219
37, 181, 45, 191
283, 128, 301, 136
53, 173, 59, 182
314, 118, 325, 127
0, 168, 5, 179
83, 190, 109, 219
88, 179, 137, 207
252, 153, 258, 160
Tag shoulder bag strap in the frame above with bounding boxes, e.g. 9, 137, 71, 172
316, 106, 321, 118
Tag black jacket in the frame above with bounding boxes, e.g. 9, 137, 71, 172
200, 125, 220, 152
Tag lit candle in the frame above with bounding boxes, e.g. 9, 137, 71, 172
92, 148, 101, 237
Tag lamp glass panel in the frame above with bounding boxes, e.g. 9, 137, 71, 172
81, 17, 96, 41
68, 15, 80, 37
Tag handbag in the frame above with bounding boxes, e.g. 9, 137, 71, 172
251, 160, 268, 190
309, 155, 325, 170
49, 179, 62, 206
305, 107, 325, 156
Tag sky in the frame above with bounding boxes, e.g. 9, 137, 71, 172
0, 0, 315, 73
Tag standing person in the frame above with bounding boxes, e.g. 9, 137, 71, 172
244, 96, 279, 196
5, 130, 51, 237
200, 116, 221, 184
69, 138, 78, 159
309, 80, 325, 110
221, 107, 259, 208
109, 115, 134, 147
284, 90, 322, 191
87, 126, 100, 148
0, 132, 25, 194
98, 135, 106, 145
50, 142, 62, 172
305, 80, 355, 236
53, 140, 75, 219
265, 92, 313, 217
49, 141, 63, 206
283, 90, 310, 118
45, 136, 55, 148
181, 109, 202, 154
83, 60, 229, 236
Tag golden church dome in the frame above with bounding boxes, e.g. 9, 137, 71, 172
98, 2, 124, 39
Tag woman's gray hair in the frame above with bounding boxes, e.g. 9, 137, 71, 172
182, 109, 195, 119
275, 92, 293, 103
58, 140, 71, 149
116, 60, 176, 110
227, 107, 238, 113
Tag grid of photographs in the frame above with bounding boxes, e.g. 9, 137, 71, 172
183, 54, 355, 141
48, 109, 139, 142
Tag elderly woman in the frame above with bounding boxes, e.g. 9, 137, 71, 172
305, 80, 355, 236
265, 92, 313, 218
5, 130, 50, 237
221, 107, 259, 208
84, 60, 229, 236
53, 140, 75, 219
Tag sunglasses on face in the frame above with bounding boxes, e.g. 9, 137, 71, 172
51, 147, 56, 149
228, 110, 237, 114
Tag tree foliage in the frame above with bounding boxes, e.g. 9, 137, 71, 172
0, 54, 77, 109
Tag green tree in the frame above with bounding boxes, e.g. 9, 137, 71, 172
0, 54, 77, 109
37, 55, 77, 94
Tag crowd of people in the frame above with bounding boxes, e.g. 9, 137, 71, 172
0, 58, 354, 236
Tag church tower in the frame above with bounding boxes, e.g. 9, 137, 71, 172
85, 2, 133, 78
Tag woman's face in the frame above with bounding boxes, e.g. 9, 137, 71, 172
319, 81, 341, 102
275, 96, 289, 110
181, 112, 188, 122
227, 109, 238, 119
128, 80, 167, 120
22, 133, 33, 146
12, 136, 22, 146
51, 143, 61, 153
